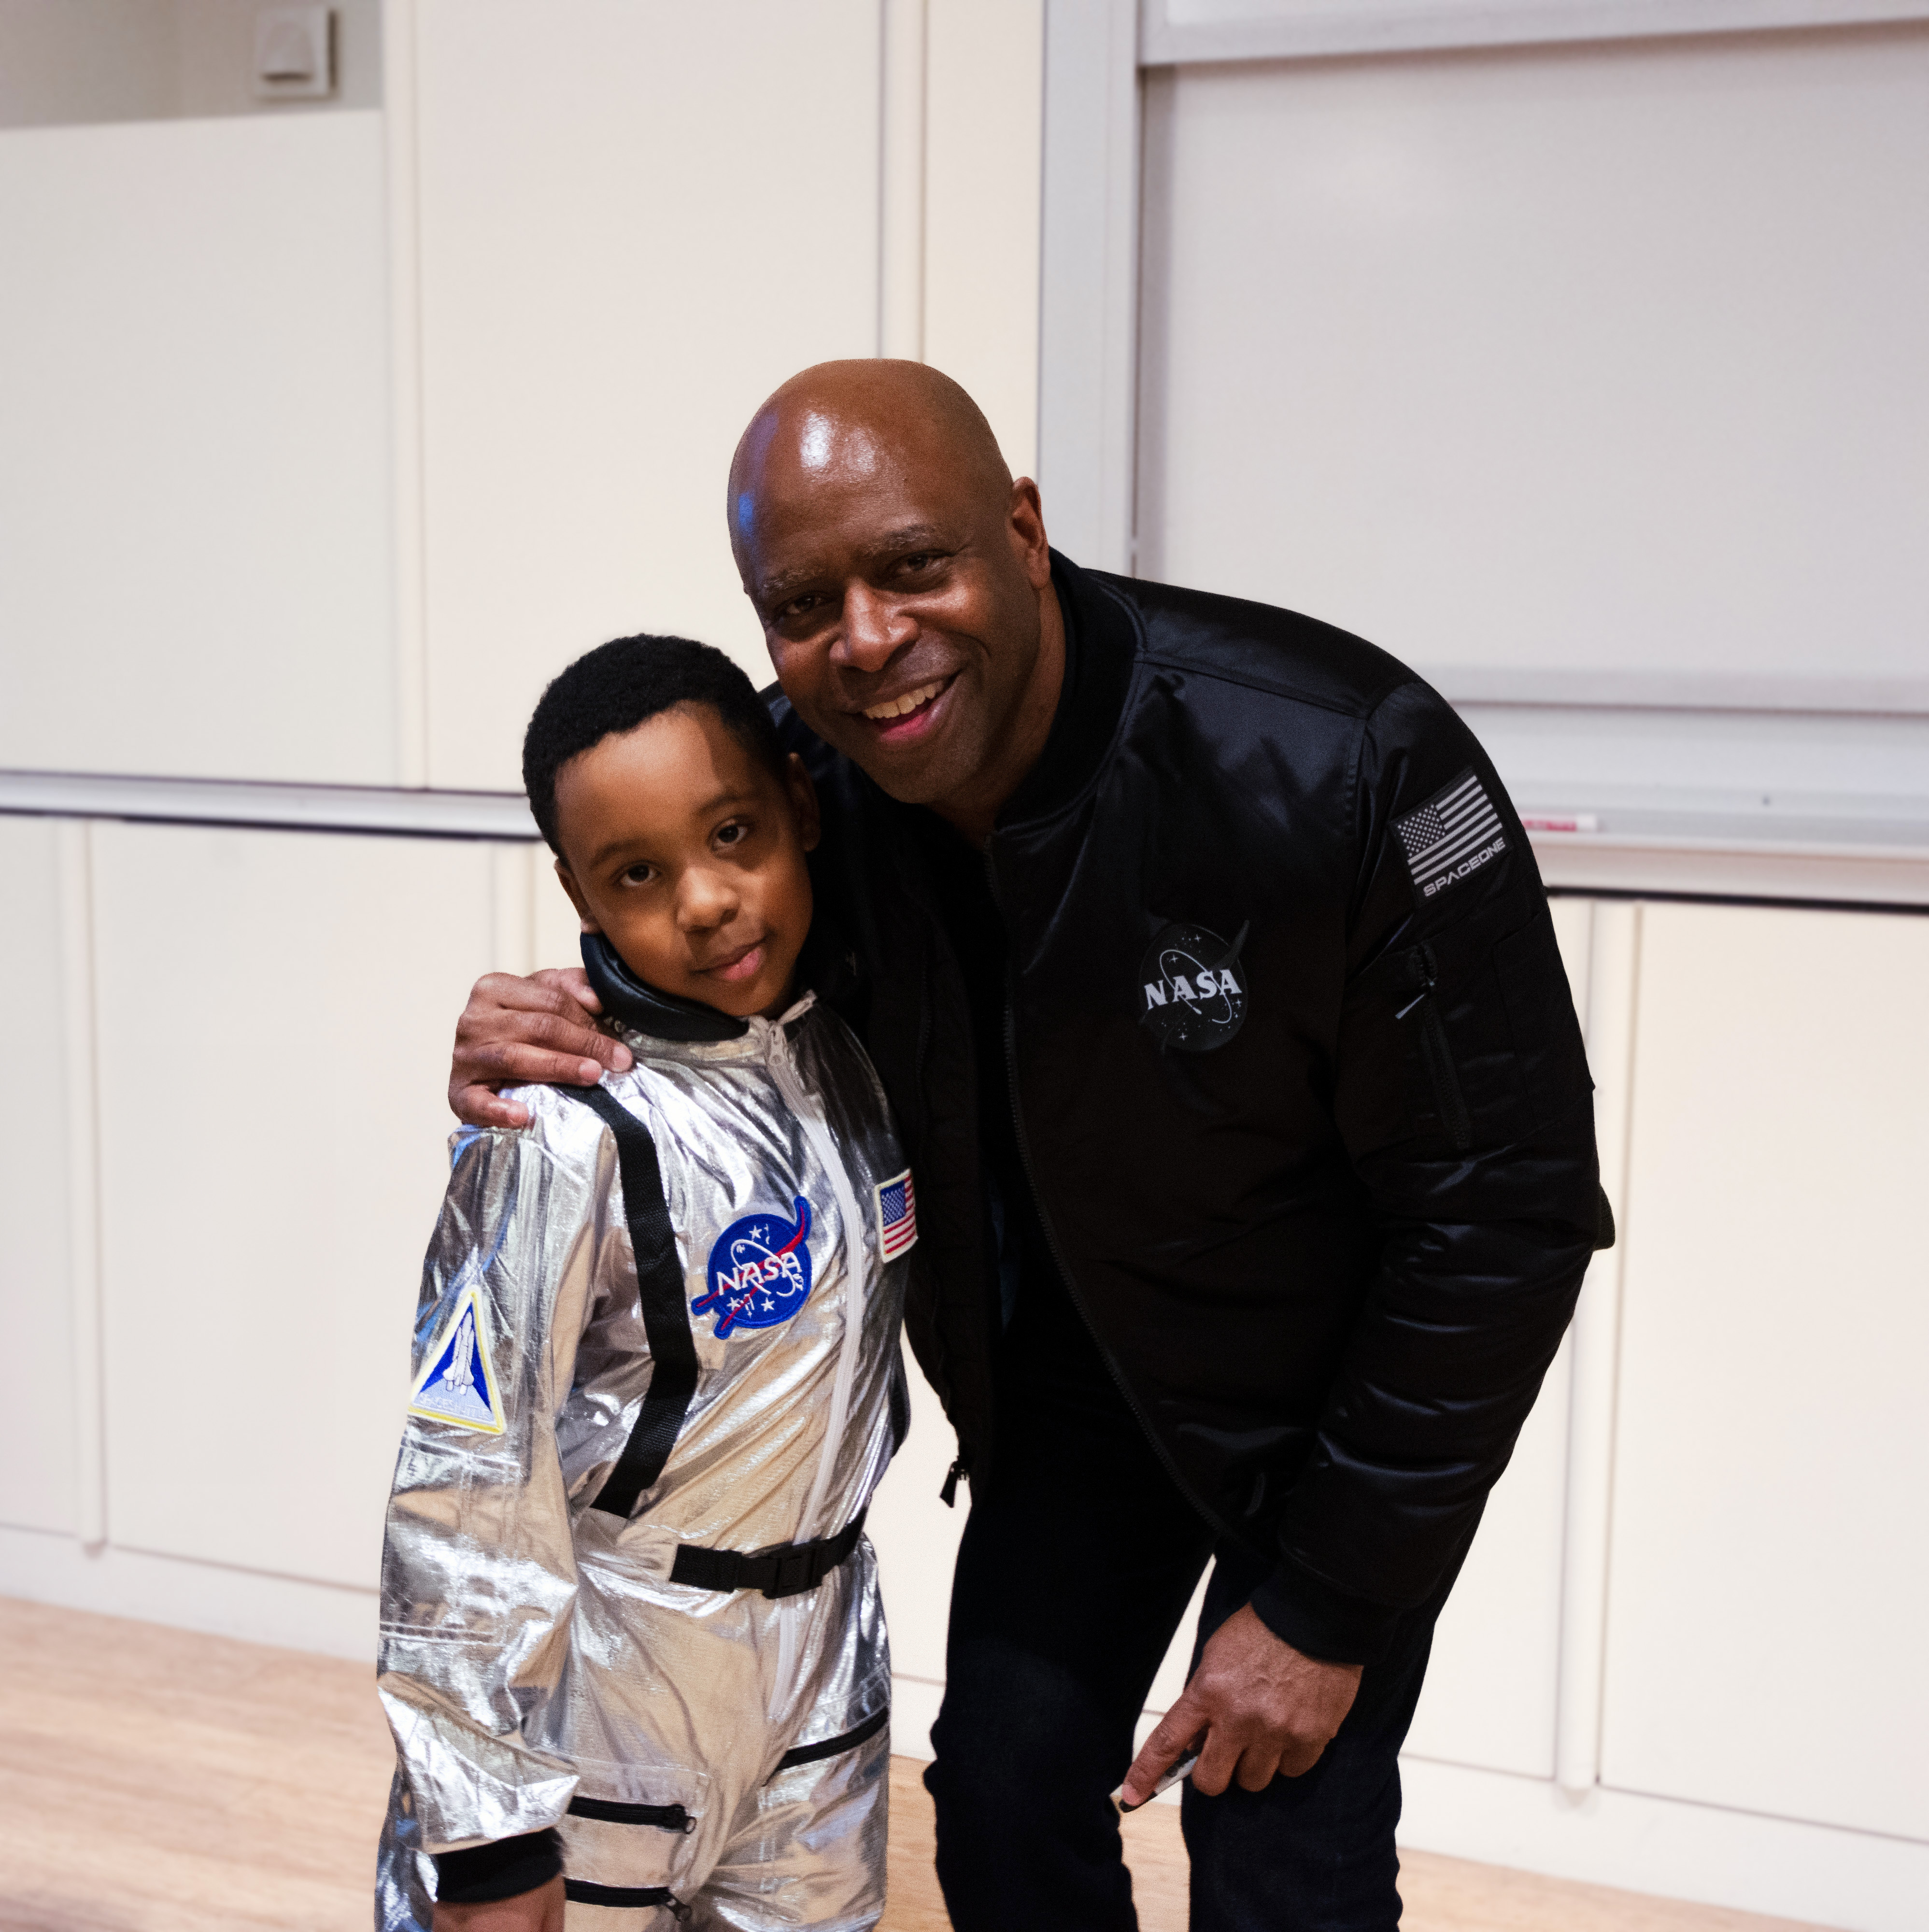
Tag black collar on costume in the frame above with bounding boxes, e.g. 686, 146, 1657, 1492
581, 932, 750, 1042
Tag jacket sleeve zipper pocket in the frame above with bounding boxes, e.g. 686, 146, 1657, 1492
1396, 943, 1474, 1153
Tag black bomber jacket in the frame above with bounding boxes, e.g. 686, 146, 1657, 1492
778, 552, 1603, 1663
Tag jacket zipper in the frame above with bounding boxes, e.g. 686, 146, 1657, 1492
984, 854, 1233, 1543
1397, 943, 1473, 1152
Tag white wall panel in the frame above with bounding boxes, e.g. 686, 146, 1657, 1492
924, 0, 1045, 481
412, 0, 883, 792
88, 823, 499, 1589
0, 819, 77, 1534
1601, 903, 1929, 1841
0, 114, 396, 782
1136, 28, 1929, 697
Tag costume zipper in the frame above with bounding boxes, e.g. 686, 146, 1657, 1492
1396, 943, 1473, 1152
767, 1015, 872, 1544
565, 1796, 695, 1833
940, 1455, 967, 1508
983, 854, 1232, 1543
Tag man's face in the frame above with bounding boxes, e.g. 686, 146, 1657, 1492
734, 412, 1054, 811
552, 704, 820, 1021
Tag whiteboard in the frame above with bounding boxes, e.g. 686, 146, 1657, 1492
1135, 26, 1929, 714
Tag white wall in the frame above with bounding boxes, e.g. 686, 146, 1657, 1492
923, 0, 1046, 481
408, 0, 884, 791
404, 0, 1048, 793
0, 0, 1046, 795
0, 112, 396, 783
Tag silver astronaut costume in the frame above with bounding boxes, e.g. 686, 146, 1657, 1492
375, 989, 911, 1931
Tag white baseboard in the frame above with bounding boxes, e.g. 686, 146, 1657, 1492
0, 1522, 378, 1662
1397, 1755, 1925, 1932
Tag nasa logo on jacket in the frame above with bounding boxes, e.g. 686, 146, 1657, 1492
1139, 920, 1249, 1053
693, 1198, 815, 1338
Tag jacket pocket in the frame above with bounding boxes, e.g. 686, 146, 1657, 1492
559, 1760, 706, 1917
1397, 943, 1473, 1152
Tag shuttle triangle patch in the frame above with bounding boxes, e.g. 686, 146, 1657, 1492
409, 1286, 506, 1435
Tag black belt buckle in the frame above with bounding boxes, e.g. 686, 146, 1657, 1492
766, 1546, 819, 1599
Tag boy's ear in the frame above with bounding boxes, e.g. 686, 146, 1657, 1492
785, 753, 822, 854
553, 859, 599, 933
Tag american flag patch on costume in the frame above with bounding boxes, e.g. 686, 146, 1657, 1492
874, 1170, 917, 1261
1393, 769, 1508, 903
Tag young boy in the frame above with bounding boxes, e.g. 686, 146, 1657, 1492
375, 636, 914, 1932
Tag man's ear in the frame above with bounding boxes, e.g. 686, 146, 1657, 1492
785, 753, 822, 854
553, 859, 599, 933
1009, 476, 1051, 589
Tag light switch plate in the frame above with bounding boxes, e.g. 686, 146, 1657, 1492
254, 6, 335, 101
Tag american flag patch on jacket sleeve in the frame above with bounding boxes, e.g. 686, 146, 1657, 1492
874, 1170, 917, 1261
1393, 769, 1508, 902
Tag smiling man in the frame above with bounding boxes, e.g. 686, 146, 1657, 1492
448, 360, 1605, 1932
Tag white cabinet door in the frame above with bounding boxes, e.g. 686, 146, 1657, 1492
1403, 895, 1595, 1777
1600, 903, 1929, 1841
0, 819, 79, 1534
88, 824, 500, 1591
414, 0, 885, 790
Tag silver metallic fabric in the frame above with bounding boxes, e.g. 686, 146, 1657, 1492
375, 996, 910, 1930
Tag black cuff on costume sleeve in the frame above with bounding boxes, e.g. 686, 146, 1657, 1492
1248, 1559, 1402, 1667
433, 1828, 564, 1905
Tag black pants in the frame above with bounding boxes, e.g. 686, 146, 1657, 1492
924, 1281, 1452, 1932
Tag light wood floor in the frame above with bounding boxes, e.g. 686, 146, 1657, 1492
0, 1598, 1823, 1932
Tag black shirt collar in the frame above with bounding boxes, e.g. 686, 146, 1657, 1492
994, 550, 1139, 834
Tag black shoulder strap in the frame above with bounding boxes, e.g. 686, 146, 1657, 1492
567, 1086, 700, 1518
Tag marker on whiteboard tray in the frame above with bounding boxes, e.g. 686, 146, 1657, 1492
1114, 1749, 1200, 1814
1518, 811, 1601, 834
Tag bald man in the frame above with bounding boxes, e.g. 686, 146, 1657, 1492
449, 362, 1604, 1932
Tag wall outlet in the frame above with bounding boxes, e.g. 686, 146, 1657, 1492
253, 7, 335, 101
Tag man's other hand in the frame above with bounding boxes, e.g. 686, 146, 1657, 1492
449, 968, 633, 1128
1120, 1604, 1363, 1805
433, 1874, 566, 1932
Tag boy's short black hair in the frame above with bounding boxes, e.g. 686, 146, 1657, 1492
523, 634, 785, 856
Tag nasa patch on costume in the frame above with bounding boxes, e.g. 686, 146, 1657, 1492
1139, 920, 1248, 1053
1393, 769, 1507, 904
409, 1283, 506, 1435
693, 1198, 815, 1337
874, 1169, 917, 1261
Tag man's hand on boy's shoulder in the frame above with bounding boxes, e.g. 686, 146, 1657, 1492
433, 1875, 567, 1932
450, 967, 634, 1128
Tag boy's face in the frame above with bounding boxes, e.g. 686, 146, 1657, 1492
552, 704, 819, 1021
